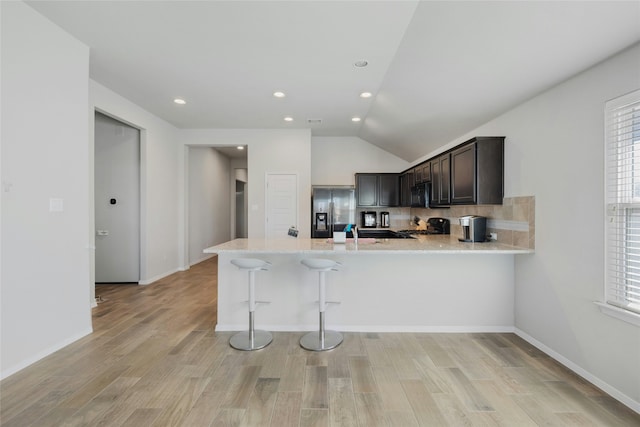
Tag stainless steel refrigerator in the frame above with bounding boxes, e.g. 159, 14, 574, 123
311, 186, 356, 238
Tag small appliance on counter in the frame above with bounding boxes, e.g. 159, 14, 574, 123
380, 212, 390, 228
459, 215, 487, 242
361, 211, 377, 228
426, 217, 450, 234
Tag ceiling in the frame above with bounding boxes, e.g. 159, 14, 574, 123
27, 1, 640, 162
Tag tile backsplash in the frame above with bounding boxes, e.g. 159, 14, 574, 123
362, 196, 535, 249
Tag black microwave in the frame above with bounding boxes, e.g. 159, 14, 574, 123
410, 183, 429, 208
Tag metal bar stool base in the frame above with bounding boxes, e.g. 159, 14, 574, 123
300, 330, 343, 351
229, 330, 273, 351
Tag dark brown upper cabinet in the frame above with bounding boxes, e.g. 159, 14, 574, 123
375, 136, 504, 208
356, 173, 400, 207
430, 153, 450, 206
450, 137, 504, 205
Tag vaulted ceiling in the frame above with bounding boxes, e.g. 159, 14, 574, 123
27, 1, 640, 161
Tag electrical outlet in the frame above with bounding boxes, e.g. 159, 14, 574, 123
490, 232, 498, 241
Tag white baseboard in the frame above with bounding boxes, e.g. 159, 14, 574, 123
139, 258, 215, 284
215, 324, 515, 333
0, 327, 93, 381
138, 268, 180, 285
189, 254, 215, 267
514, 328, 640, 414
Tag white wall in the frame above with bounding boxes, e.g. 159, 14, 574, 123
1, 2, 92, 378
311, 136, 409, 185
188, 147, 231, 265
437, 43, 640, 410
90, 81, 181, 285
180, 129, 312, 244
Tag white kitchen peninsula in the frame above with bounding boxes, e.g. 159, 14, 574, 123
204, 236, 532, 333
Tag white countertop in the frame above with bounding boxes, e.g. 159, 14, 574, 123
204, 235, 533, 255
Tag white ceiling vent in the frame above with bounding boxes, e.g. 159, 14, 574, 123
307, 119, 322, 124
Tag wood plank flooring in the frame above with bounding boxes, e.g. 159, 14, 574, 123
1, 256, 638, 426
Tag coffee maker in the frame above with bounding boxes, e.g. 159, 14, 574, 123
459, 215, 487, 242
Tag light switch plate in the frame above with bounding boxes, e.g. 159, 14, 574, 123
49, 198, 64, 212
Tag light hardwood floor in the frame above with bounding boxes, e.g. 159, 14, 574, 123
1, 256, 638, 426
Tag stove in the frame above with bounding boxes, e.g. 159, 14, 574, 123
396, 229, 442, 235
398, 217, 450, 235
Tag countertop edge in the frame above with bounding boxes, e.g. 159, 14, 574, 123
204, 249, 533, 255
203, 237, 534, 255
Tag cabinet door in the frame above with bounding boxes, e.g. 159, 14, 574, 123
430, 159, 441, 205
400, 173, 410, 207
451, 143, 476, 204
422, 163, 431, 182
415, 167, 423, 183
475, 137, 504, 204
431, 154, 450, 205
402, 170, 415, 207
440, 155, 450, 204
356, 174, 378, 207
379, 174, 399, 207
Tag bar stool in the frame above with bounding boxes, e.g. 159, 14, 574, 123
299, 258, 343, 351
229, 258, 272, 351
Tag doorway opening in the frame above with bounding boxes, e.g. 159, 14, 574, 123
235, 179, 247, 238
186, 146, 248, 267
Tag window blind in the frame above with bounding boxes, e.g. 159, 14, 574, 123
605, 89, 640, 315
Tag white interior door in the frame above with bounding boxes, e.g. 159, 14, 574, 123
95, 112, 140, 283
266, 173, 297, 239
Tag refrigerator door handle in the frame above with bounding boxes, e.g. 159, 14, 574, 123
329, 201, 334, 233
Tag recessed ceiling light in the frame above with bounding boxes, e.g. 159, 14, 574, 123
360, 92, 373, 98
284, 116, 293, 122
173, 98, 186, 105
354, 60, 368, 68
237, 146, 244, 150
352, 117, 362, 122
273, 91, 286, 98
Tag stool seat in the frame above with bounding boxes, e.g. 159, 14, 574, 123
231, 258, 271, 270
300, 258, 343, 351
229, 258, 272, 351
300, 258, 340, 271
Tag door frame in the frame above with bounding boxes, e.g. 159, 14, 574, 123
90, 108, 146, 305
265, 172, 299, 239
94, 111, 141, 284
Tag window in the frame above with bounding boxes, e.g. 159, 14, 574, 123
604, 89, 640, 323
